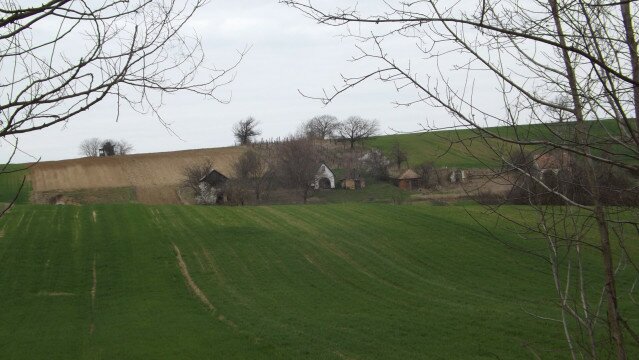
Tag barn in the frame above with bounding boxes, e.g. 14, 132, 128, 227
314, 163, 335, 189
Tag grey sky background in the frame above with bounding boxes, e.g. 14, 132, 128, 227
6, 1, 496, 163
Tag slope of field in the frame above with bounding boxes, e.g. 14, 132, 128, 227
28, 146, 244, 204
1, 203, 634, 359
366, 119, 628, 168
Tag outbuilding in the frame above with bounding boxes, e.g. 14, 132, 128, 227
314, 163, 335, 189
393, 169, 421, 190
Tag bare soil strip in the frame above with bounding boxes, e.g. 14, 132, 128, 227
92, 210, 97, 223
172, 243, 215, 311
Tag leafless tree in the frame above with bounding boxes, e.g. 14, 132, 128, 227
337, 116, 378, 149
115, 140, 134, 155
389, 141, 408, 170
303, 114, 339, 139
181, 160, 213, 194
79, 138, 102, 157
361, 148, 390, 181
415, 161, 438, 188
547, 95, 575, 123
233, 148, 271, 201
233, 117, 261, 145
274, 137, 320, 203
81, 138, 133, 156
1, 0, 244, 213
282, 0, 639, 357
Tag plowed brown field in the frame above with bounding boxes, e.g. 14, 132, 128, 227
29, 146, 245, 204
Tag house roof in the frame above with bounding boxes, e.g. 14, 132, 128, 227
534, 151, 572, 170
318, 162, 335, 176
396, 169, 420, 180
199, 169, 228, 184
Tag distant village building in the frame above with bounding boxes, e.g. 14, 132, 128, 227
341, 171, 366, 190
314, 163, 335, 190
534, 151, 572, 176
198, 169, 228, 204
392, 169, 421, 190
449, 169, 466, 183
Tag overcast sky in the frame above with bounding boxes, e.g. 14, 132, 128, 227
6, 1, 469, 163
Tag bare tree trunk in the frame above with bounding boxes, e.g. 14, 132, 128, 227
620, 3, 639, 131
595, 204, 626, 359
549, 1, 625, 356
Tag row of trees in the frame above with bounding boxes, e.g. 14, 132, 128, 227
232, 115, 379, 148
79, 138, 133, 157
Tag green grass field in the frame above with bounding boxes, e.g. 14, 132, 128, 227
1, 203, 634, 359
366, 119, 629, 168
0, 164, 31, 204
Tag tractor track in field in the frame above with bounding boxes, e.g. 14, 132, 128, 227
173, 243, 215, 311
172, 243, 239, 329
38, 291, 75, 296
89, 257, 97, 335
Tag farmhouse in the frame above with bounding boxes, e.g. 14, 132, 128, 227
314, 163, 335, 189
392, 169, 421, 190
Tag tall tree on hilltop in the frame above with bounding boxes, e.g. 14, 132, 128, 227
337, 116, 378, 149
233, 117, 262, 145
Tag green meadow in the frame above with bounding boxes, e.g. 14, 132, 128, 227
1, 203, 635, 359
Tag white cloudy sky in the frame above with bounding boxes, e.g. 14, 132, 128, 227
5, 1, 487, 163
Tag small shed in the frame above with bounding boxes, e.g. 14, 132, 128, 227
393, 169, 421, 190
314, 163, 335, 189
341, 177, 366, 190
338, 169, 366, 190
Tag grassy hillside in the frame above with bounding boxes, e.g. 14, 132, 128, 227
1, 203, 634, 358
0, 164, 31, 204
366, 119, 628, 168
